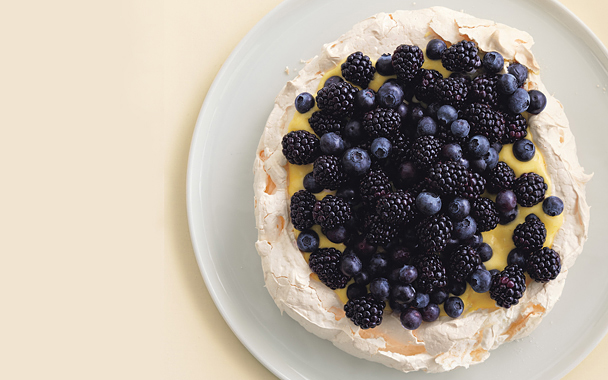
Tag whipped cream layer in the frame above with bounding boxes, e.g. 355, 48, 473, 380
253, 6, 591, 373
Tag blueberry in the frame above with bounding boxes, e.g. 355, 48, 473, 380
426, 39, 447, 60
483, 147, 499, 170
421, 303, 440, 322
353, 236, 377, 261
467, 135, 491, 158
295, 92, 315, 113
507, 88, 530, 114
416, 192, 442, 216
370, 137, 392, 160
417, 116, 437, 136
370, 277, 391, 301
444, 296, 464, 318
463, 233, 483, 248
354, 271, 371, 285
528, 90, 547, 114
343, 120, 365, 143
346, 283, 367, 300
543, 196, 564, 216
507, 248, 527, 268
526, 213, 541, 223
389, 299, 408, 315
400, 308, 423, 330
451, 119, 470, 138
447, 197, 470, 221
441, 143, 463, 161
336, 186, 359, 205
497, 73, 519, 95
458, 157, 470, 169
437, 105, 458, 126
296, 230, 319, 252
482, 51, 504, 73
342, 147, 372, 176
469, 269, 492, 293
453, 216, 477, 240
496, 190, 517, 212
395, 102, 409, 120
354, 88, 377, 113
477, 242, 493, 262
448, 281, 466, 296
398, 265, 418, 284
513, 139, 535, 162
396, 161, 418, 187
410, 292, 430, 309
324, 75, 343, 87
507, 63, 528, 86
491, 141, 503, 153
408, 105, 425, 126
426, 103, 441, 118
430, 289, 448, 304
375, 53, 394, 75
499, 207, 519, 225
320, 132, 345, 156
368, 253, 389, 277
377, 81, 404, 109
340, 253, 363, 277
391, 284, 416, 304
326, 225, 349, 244
303, 172, 323, 193
388, 246, 411, 267
470, 158, 487, 173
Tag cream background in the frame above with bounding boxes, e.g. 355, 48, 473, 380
0, 0, 605, 379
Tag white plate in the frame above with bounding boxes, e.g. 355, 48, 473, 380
187, 0, 608, 378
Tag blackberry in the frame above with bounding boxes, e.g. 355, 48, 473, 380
289, 190, 317, 230
502, 112, 528, 144
344, 294, 386, 329
512, 217, 546, 252
490, 264, 526, 308
469, 74, 500, 107
309, 247, 350, 289
410, 135, 442, 171
341, 51, 376, 88
281, 130, 320, 165
414, 253, 448, 294
375, 189, 417, 225
392, 44, 425, 83
364, 213, 399, 246
434, 77, 469, 109
471, 197, 499, 232
427, 161, 470, 197
414, 69, 442, 103
313, 155, 347, 190
416, 213, 453, 253
462, 103, 506, 143
312, 194, 352, 230
388, 132, 411, 164
462, 171, 486, 199
308, 111, 344, 137
486, 161, 516, 193
449, 245, 482, 283
359, 167, 392, 205
527, 247, 561, 283
362, 107, 401, 139
513, 172, 547, 207
441, 40, 482, 73
316, 81, 358, 118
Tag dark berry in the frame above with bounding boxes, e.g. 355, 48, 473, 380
320, 132, 345, 156
340, 253, 363, 277
471, 197, 499, 232
487, 161, 516, 193
467, 135, 490, 158
490, 264, 526, 308
451, 119, 470, 138
347, 283, 367, 300
367, 253, 390, 277
496, 189, 517, 212
354, 88, 377, 113
470, 74, 500, 107
325, 225, 350, 243
528, 90, 547, 114
426, 39, 447, 60
416, 213, 453, 252
441, 143, 463, 161
512, 217, 547, 252
482, 52, 504, 73
309, 247, 350, 289
503, 112, 528, 144
342, 147, 371, 177
295, 92, 315, 113
323, 75, 343, 87
417, 116, 437, 136
448, 281, 467, 296
391, 284, 416, 304
507, 63, 528, 86
527, 247, 561, 282
453, 216, 477, 240
344, 294, 385, 329
410, 135, 442, 170
430, 289, 448, 304
290, 190, 317, 230
507, 88, 530, 114
499, 207, 519, 225
483, 148, 499, 170
437, 105, 458, 126
341, 51, 376, 88
416, 192, 442, 216
395, 161, 418, 188
343, 120, 364, 143
303, 172, 323, 193
513, 172, 547, 207
316, 81, 358, 118
421, 303, 440, 322
392, 44, 425, 83
377, 81, 404, 109
469, 268, 492, 293
449, 245, 482, 283
462, 103, 506, 144
313, 155, 346, 190
282, 130, 320, 165
370, 137, 392, 160
434, 77, 470, 109
441, 40, 482, 73
370, 277, 391, 301
543, 196, 564, 216
364, 214, 399, 246
497, 73, 519, 95
513, 139, 535, 162
507, 248, 527, 268
336, 186, 359, 205
400, 308, 423, 330
411, 293, 430, 309
354, 271, 371, 285
376, 53, 394, 76
388, 246, 411, 267
308, 111, 344, 137
447, 197, 471, 221
414, 253, 448, 294
477, 242, 493, 262
297, 230, 319, 252
362, 107, 401, 139
444, 296, 464, 318
313, 194, 352, 230
376, 190, 416, 225
397, 265, 418, 284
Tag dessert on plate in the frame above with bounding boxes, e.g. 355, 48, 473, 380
253, 6, 590, 373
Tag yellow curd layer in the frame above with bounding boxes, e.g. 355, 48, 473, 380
287, 58, 563, 315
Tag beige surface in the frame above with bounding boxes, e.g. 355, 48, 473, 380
0, 0, 606, 379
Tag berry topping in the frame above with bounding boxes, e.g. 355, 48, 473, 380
528, 90, 547, 114
512, 217, 547, 252
354, 88, 377, 113
449, 245, 482, 283
513, 172, 547, 206
370, 277, 391, 301
312, 194, 352, 230
482, 52, 504, 73
359, 167, 391, 205
427, 161, 470, 198
410, 135, 442, 170
342, 147, 372, 177
400, 308, 423, 330
341, 51, 376, 88
375, 53, 394, 76
370, 137, 392, 160
297, 230, 319, 252
421, 303, 440, 322
377, 81, 404, 109
486, 161, 516, 193
502, 112, 528, 144
376, 189, 416, 225
426, 39, 447, 60
313, 155, 347, 190
490, 264, 526, 308
290, 190, 317, 230
441, 40, 482, 73
543, 196, 564, 216
308, 111, 344, 137
507, 62, 528, 86
444, 296, 465, 318
309, 247, 350, 289
295, 92, 315, 113
527, 247, 561, 282
471, 197, 499, 232
344, 294, 385, 329
392, 44, 425, 83
497, 73, 519, 95
470, 74, 500, 107
462, 103, 506, 143
414, 253, 448, 294
513, 139, 535, 162
362, 107, 401, 138
416, 191, 442, 216
316, 81, 359, 117
507, 88, 530, 114
340, 253, 363, 277
434, 76, 470, 109
282, 130, 320, 165
414, 69, 442, 103
319, 132, 346, 156
469, 268, 492, 293
416, 213, 453, 252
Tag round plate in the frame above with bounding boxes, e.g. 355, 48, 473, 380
187, 0, 608, 378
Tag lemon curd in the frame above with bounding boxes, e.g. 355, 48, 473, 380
286, 58, 563, 315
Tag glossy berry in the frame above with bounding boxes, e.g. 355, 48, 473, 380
303, 172, 323, 193
451, 119, 471, 138
490, 264, 526, 308
507, 63, 528, 86
453, 216, 477, 240
477, 242, 493, 262
528, 90, 547, 114
513, 172, 547, 207
297, 229, 320, 252
426, 39, 447, 60
441, 143, 463, 161
325, 225, 349, 243
309, 247, 350, 289
391, 284, 416, 304
527, 247, 561, 283
341, 51, 376, 88
482, 52, 504, 73
370, 277, 391, 301
445, 296, 464, 318
354, 88, 377, 113
430, 289, 448, 304
441, 40, 482, 73
437, 105, 458, 126
468, 135, 490, 158
295, 92, 315, 113
507, 248, 527, 268
400, 308, 423, 330
543, 196, 564, 216
448, 281, 467, 296
496, 190, 517, 212
497, 73, 519, 95
282, 130, 320, 165
513, 139, 535, 162
417, 116, 437, 136
344, 294, 385, 329
347, 283, 367, 300
343, 120, 365, 143
469, 268, 492, 293
320, 132, 345, 156
483, 148, 499, 170
377, 81, 404, 109
507, 88, 530, 114
368, 253, 389, 277
324, 76, 343, 87
421, 303, 440, 322
411, 293, 430, 309
370, 137, 392, 160
447, 197, 471, 221
342, 148, 371, 177
290, 190, 317, 230
398, 265, 418, 284
376, 53, 395, 75
416, 192, 442, 216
